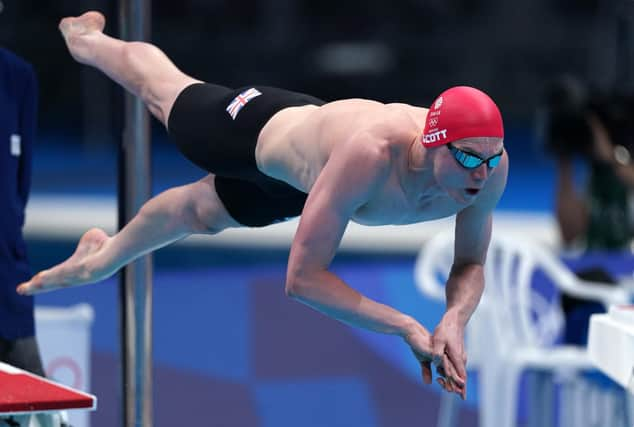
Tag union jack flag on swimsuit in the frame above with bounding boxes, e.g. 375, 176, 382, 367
226, 88, 262, 120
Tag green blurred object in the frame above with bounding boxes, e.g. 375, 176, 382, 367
586, 160, 633, 249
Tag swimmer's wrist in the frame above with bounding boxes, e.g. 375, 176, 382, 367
397, 315, 419, 338
443, 307, 470, 329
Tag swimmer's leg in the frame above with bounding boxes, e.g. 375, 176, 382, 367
59, 11, 200, 126
17, 174, 240, 295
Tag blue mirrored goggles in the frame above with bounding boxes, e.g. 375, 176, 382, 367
447, 143, 503, 169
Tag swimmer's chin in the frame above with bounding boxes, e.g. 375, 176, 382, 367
448, 188, 480, 205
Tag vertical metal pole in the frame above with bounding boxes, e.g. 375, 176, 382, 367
117, 1, 153, 426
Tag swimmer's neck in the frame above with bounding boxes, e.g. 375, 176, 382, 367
407, 134, 433, 173
404, 135, 442, 197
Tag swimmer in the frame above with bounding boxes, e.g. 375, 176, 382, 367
17, 11, 509, 400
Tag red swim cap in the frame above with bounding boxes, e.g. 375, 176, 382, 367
421, 86, 504, 147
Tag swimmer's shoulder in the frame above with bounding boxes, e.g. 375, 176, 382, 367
313, 99, 424, 143
319, 98, 386, 111
369, 103, 428, 139
383, 102, 429, 121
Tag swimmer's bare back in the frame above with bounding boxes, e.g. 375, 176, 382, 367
256, 99, 428, 190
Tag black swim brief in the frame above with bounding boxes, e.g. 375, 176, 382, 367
167, 83, 325, 227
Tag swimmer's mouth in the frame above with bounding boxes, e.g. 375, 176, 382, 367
466, 188, 480, 196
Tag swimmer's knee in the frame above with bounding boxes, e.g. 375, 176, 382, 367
187, 178, 240, 234
190, 204, 236, 235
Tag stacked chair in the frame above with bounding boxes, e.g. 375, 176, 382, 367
414, 231, 632, 427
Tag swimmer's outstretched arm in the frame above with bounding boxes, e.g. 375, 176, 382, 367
17, 175, 236, 295
285, 138, 464, 394
431, 151, 508, 398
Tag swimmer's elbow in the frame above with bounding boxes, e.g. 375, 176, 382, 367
284, 273, 303, 298
284, 269, 316, 299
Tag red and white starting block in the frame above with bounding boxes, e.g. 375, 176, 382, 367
0, 361, 96, 427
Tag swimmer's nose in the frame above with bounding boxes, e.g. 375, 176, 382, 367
470, 163, 488, 182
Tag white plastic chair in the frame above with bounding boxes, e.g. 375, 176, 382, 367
484, 234, 629, 427
415, 231, 631, 427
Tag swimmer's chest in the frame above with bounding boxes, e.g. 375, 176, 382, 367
351, 187, 462, 226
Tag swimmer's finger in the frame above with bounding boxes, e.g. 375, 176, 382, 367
442, 353, 465, 388
421, 360, 432, 384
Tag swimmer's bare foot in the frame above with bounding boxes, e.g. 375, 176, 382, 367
17, 228, 111, 295
59, 11, 106, 64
